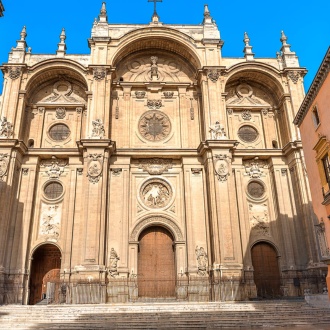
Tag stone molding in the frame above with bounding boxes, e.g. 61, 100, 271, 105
130, 215, 184, 241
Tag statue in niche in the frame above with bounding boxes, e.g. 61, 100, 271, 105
209, 121, 226, 140
150, 56, 159, 81
195, 246, 208, 276
108, 248, 120, 277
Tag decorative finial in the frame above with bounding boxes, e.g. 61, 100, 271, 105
56, 28, 67, 56
243, 32, 250, 46
204, 4, 210, 18
99, 2, 108, 23
280, 30, 287, 45
60, 28, 66, 43
203, 4, 213, 25
280, 30, 293, 54
243, 32, 254, 61
20, 26, 27, 41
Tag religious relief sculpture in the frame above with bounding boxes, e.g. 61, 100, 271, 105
91, 119, 105, 139
150, 56, 159, 81
140, 179, 172, 209
249, 203, 270, 237
244, 157, 267, 179
93, 68, 106, 81
55, 107, 66, 119
108, 248, 120, 277
195, 246, 208, 276
39, 204, 61, 241
214, 154, 231, 182
138, 158, 173, 175
41, 156, 68, 179
138, 111, 171, 142
0, 117, 14, 138
86, 153, 103, 184
0, 153, 9, 181
207, 69, 220, 83
209, 121, 227, 140
8, 66, 21, 80
147, 99, 162, 110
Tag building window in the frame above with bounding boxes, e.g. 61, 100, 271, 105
312, 106, 320, 128
49, 124, 70, 141
44, 181, 63, 199
238, 125, 259, 143
247, 180, 265, 198
322, 155, 330, 184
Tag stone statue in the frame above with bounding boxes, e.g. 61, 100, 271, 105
209, 121, 226, 140
0, 117, 14, 138
195, 246, 208, 276
91, 119, 105, 139
108, 248, 120, 277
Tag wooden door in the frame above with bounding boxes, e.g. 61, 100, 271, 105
29, 244, 61, 305
138, 226, 175, 297
251, 242, 281, 297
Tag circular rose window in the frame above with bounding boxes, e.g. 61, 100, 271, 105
44, 181, 63, 199
247, 181, 265, 198
238, 125, 258, 143
140, 179, 172, 209
49, 124, 70, 141
138, 110, 171, 142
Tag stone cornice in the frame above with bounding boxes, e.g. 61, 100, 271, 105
294, 47, 330, 126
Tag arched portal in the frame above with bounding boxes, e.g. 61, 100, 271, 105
138, 226, 176, 298
29, 244, 61, 305
251, 242, 281, 298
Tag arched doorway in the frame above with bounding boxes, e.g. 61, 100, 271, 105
138, 226, 176, 298
29, 244, 61, 305
251, 242, 281, 298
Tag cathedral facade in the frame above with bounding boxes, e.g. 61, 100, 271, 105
0, 3, 326, 304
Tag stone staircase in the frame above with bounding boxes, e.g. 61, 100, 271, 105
1, 300, 330, 329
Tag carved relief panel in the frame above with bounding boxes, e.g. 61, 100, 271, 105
225, 82, 279, 149
27, 78, 87, 148
111, 51, 200, 149
38, 203, 62, 242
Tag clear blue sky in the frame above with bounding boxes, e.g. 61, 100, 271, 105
0, 0, 329, 93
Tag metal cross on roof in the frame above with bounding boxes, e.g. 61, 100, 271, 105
148, 0, 162, 15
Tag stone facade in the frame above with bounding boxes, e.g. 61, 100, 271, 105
0, 3, 325, 304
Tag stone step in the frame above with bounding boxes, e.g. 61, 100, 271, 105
1, 300, 330, 329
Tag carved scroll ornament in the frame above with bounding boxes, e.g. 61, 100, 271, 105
41, 156, 68, 179
138, 158, 173, 175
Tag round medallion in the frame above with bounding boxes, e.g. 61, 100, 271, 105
140, 179, 172, 209
247, 181, 265, 198
138, 110, 171, 142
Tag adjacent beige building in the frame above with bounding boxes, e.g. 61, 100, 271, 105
0, 3, 326, 304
